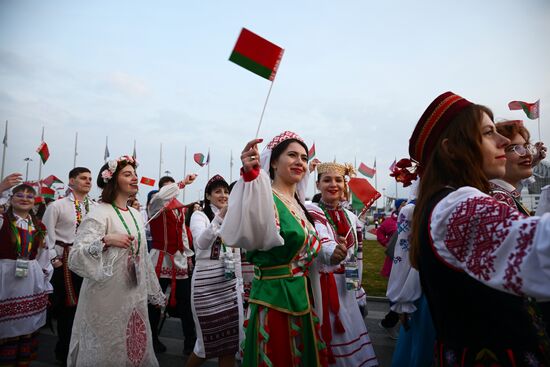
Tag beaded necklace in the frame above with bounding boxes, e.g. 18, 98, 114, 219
318, 200, 358, 257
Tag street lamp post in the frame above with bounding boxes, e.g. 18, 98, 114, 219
23, 158, 32, 181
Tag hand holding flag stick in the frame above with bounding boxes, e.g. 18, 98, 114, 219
145, 173, 198, 225
177, 173, 198, 189
240, 138, 263, 173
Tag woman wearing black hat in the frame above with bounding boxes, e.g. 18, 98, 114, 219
398, 92, 550, 366
186, 175, 242, 367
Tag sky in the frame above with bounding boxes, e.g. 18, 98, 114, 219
1, 0, 549, 206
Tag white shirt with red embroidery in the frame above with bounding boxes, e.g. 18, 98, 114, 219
386, 202, 421, 313
147, 182, 193, 280
430, 186, 550, 300
0, 213, 53, 339
42, 192, 96, 260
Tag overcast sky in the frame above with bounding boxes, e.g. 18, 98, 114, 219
1, 0, 549, 205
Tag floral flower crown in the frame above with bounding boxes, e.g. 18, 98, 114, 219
101, 155, 139, 183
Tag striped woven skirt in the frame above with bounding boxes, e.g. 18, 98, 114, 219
0, 332, 39, 367
191, 264, 240, 359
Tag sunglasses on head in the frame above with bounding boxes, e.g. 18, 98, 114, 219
505, 143, 537, 157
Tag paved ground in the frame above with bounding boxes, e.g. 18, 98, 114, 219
33, 298, 396, 366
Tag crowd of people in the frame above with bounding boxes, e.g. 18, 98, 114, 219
0, 91, 549, 366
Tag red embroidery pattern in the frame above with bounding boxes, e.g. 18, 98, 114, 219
445, 197, 519, 280
126, 309, 147, 366
0, 292, 49, 322
158, 267, 188, 277
503, 220, 538, 295
491, 190, 516, 208
266, 131, 304, 149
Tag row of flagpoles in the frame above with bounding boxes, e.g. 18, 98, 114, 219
0, 26, 543, 209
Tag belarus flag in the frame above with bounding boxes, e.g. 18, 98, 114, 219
36, 141, 50, 163
508, 100, 540, 120
229, 28, 284, 81
358, 162, 376, 178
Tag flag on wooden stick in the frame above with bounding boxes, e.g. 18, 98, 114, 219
508, 100, 540, 120
36, 142, 50, 163
229, 28, 284, 81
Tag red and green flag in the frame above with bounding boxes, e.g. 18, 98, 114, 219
42, 174, 63, 187
194, 153, 208, 167
308, 143, 316, 161
358, 162, 376, 178
140, 176, 156, 186
40, 186, 55, 200
508, 100, 540, 120
229, 28, 284, 81
36, 141, 50, 163
348, 177, 381, 210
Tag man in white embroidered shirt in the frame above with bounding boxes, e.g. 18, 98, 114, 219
42, 167, 95, 366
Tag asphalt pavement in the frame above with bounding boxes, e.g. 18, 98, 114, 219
33, 298, 396, 366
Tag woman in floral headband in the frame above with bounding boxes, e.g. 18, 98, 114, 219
408, 92, 550, 366
67, 155, 165, 367
220, 132, 327, 367
306, 162, 378, 367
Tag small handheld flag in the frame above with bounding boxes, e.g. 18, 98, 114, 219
40, 186, 55, 200
42, 175, 63, 187
36, 142, 50, 163
140, 177, 156, 186
508, 100, 540, 120
358, 162, 376, 178
308, 143, 316, 161
229, 28, 284, 81
348, 177, 381, 210
193, 153, 207, 167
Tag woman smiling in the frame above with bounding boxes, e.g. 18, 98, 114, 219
67, 155, 165, 367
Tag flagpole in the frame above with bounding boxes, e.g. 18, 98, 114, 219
182, 145, 187, 203
133, 139, 137, 159
255, 81, 275, 138
394, 156, 398, 199
374, 156, 378, 209
1, 120, 7, 180
159, 143, 163, 179
207, 148, 210, 180
104, 136, 109, 162
230, 150, 233, 183
73, 132, 78, 168
38, 126, 44, 181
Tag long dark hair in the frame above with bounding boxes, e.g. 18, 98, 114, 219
269, 138, 315, 226
410, 104, 493, 269
96, 161, 137, 204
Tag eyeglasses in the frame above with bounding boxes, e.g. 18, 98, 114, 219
13, 193, 35, 200
505, 143, 537, 157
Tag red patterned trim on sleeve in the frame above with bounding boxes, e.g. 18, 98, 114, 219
445, 196, 526, 281
240, 166, 260, 182
503, 220, 538, 295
